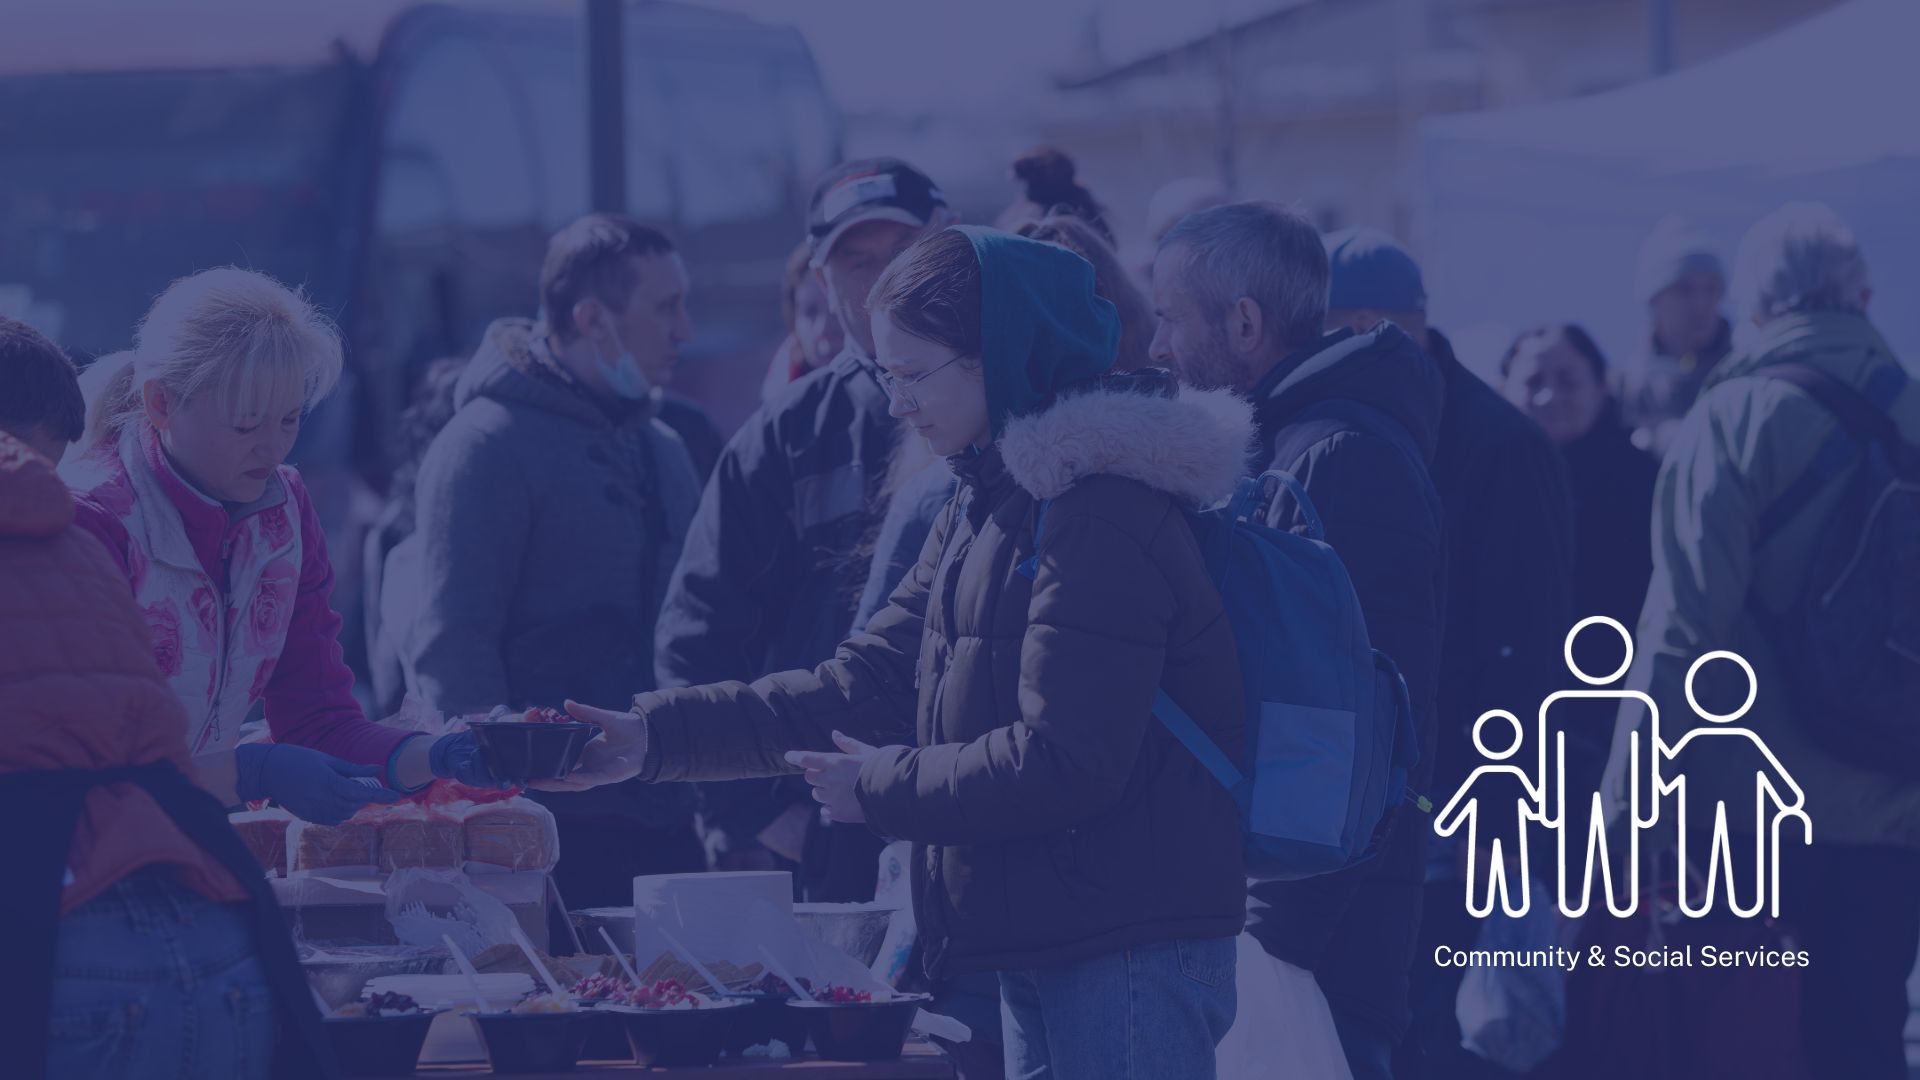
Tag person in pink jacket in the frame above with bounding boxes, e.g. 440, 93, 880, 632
65, 267, 507, 797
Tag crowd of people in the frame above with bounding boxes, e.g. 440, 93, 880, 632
2, 140, 1916, 1080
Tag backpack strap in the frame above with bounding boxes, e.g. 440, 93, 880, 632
1760, 362, 1901, 449
1752, 363, 1908, 543
1016, 496, 1247, 800
1256, 471, 1324, 540
1151, 689, 1249, 797
1278, 396, 1427, 471
1015, 498, 1052, 580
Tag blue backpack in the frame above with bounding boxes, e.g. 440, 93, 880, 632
1024, 470, 1424, 881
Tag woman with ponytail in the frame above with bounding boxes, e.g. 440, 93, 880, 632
993, 145, 1114, 247
65, 268, 509, 815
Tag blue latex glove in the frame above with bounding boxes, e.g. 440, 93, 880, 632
233, 743, 408, 826
428, 731, 514, 790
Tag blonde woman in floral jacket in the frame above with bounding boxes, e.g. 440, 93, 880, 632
66, 268, 508, 811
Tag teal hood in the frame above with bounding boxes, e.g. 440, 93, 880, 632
953, 225, 1120, 437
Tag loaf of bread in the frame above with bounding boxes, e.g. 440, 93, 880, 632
462, 800, 558, 871
291, 822, 379, 872
228, 808, 294, 877
377, 819, 465, 872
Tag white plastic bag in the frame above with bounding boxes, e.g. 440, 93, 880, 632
1455, 878, 1565, 1072
870, 841, 917, 986
384, 868, 525, 958
1216, 934, 1353, 1080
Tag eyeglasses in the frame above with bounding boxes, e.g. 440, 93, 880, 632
876, 352, 966, 411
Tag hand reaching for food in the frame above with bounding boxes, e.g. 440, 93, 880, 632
233, 743, 407, 825
525, 699, 649, 792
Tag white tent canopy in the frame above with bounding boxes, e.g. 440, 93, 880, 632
1419, 0, 1920, 377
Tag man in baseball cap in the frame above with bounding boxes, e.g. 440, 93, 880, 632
802, 157, 955, 360
807, 158, 949, 263
654, 156, 953, 901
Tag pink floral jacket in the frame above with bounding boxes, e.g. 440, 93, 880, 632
68, 427, 412, 767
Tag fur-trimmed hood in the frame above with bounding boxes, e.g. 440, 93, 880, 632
998, 371, 1255, 507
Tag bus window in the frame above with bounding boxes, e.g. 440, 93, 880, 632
380, 29, 542, 232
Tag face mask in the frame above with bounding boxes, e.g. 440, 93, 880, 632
591, 326, 652, 401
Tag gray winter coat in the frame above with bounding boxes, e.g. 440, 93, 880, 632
404, 318, 701, 816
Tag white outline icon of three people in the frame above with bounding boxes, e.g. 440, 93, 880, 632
1436, 616, 1811, 919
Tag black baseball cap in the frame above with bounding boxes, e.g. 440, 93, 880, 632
806, 157, 948, 266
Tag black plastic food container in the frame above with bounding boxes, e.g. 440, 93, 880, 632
467, 721, 598, 782
322, 1011, 441, 1077
792, 994, 931, 1062
605, 999, 755, 1067
720, 992, 813, 1055
576, 1005, 631, 1062
467, 1011, 594, 1074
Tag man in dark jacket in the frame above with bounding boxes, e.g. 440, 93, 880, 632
406, 215, 706, 906
653, 159, 956, 898
1321, 228, 1575, 1077
654, 392, 724, 485
1152, 203, 1447, 1080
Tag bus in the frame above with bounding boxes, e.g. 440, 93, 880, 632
0, 1, 839, 675
0, 0, 840, 491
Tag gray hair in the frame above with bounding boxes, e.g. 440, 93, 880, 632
1731, 201, 1870, 323
1159, 202, 1329, 354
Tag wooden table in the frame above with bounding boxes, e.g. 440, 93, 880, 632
416, 1040, 955, 1079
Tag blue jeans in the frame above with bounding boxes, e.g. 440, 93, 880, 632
47, 866, 275, 1080
999, 937, 1237, 1080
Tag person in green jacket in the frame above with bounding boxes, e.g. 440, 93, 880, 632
1611, 201, 1920, 1080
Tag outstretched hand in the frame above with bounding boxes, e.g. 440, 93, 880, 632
527, 700, 649, 792
784, 731, 893, 825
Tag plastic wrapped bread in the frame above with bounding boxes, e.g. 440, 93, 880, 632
345, 798, 468, 872
228, 808, 294, 877
290, 821, 379, 873
377, 818, 465, 872
462, 798, 559, 871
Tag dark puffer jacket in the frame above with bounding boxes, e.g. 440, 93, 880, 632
1425, 328, 1575, 814
636, 373, 1251, 977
